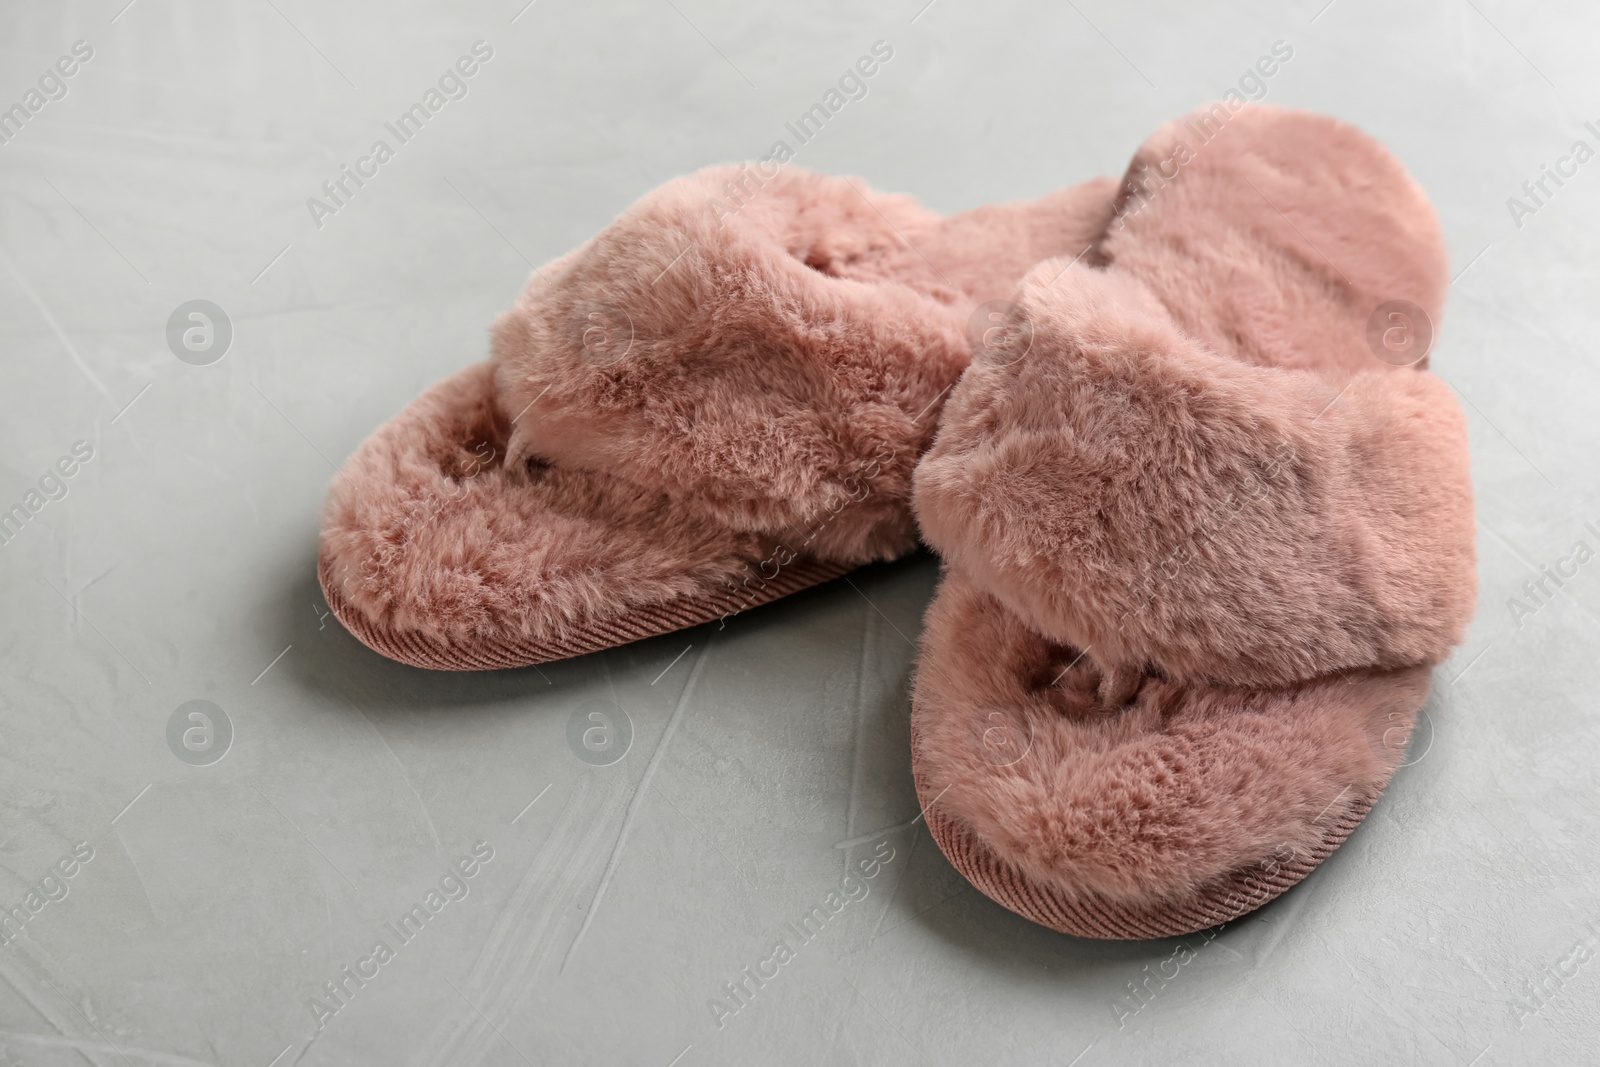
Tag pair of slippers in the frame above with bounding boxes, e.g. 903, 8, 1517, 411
319, 105, 1476, 939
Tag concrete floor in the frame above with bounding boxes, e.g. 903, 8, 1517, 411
2, 1, 1598, 1064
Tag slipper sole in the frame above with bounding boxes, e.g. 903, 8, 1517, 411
911, 708, 1384, 939
318, 549, 852, 671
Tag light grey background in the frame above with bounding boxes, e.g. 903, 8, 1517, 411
2, 1, 1598, 1064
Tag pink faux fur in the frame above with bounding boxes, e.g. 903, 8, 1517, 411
916, 570, 1428, 907
910, 105, 1477, 921
320, 166, 1116, 663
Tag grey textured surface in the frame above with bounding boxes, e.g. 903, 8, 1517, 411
2, 1, 1598, 1064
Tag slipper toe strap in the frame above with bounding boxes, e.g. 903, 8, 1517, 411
914, 263, 1476, 689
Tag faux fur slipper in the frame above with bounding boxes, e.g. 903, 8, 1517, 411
908, 104, 1477, 938
319, 166, 1116, 670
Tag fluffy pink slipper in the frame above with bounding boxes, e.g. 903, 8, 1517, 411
909, 104, 1477, 938
319, 166, 1116, 669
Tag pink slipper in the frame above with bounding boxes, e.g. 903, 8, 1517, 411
319, 166, 1116, 670
909, 105, 1477, 938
